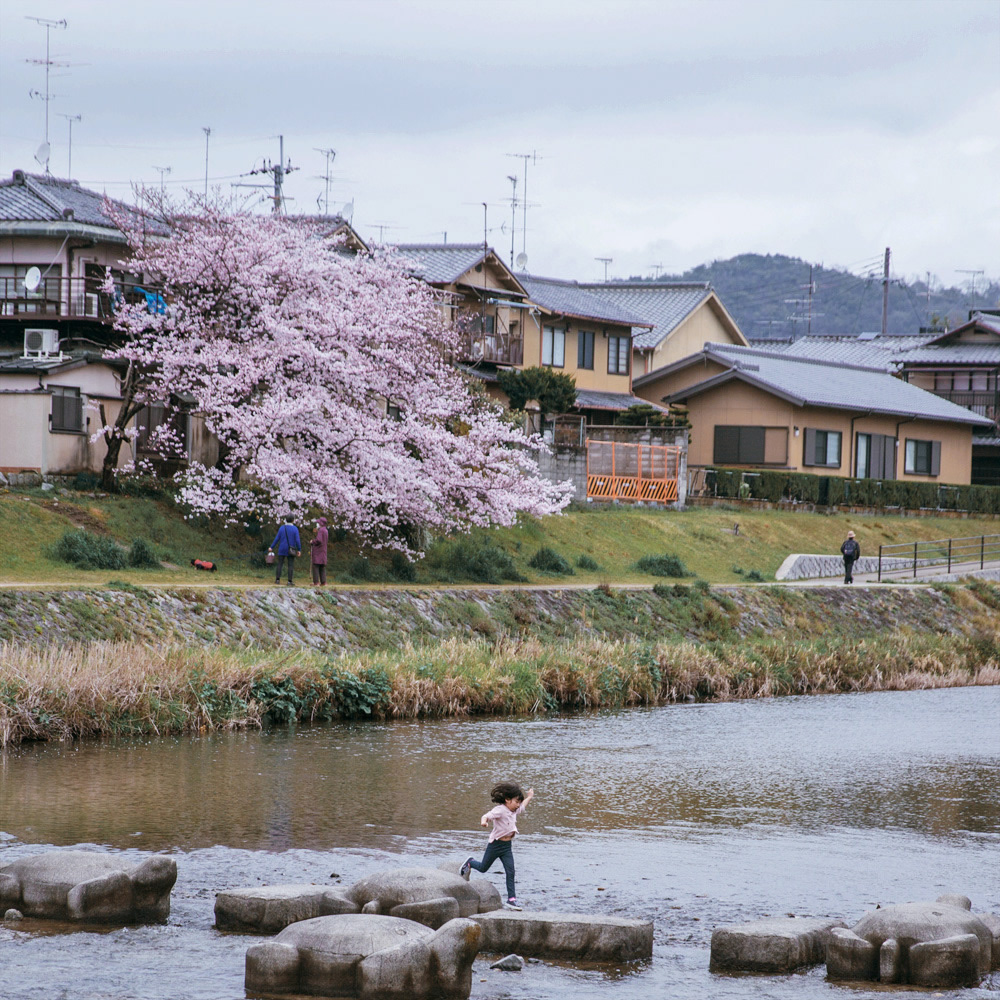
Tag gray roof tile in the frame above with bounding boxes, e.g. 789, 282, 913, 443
667, 343, 992, 425
578, 282, 713, 348
897, 345, 1000, 365
766, 334, 933, 370
517, 275, 650, 326
396, 244, 491, 284
575, 388, 663, 411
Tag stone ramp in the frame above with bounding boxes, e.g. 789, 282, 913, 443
470, 910, 653, 961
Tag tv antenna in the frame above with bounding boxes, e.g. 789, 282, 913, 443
314, 146, 337, 216
152, 165, 171, 194
58, 112, 80, 178
233, 135, 299, 215
956, 269, 985, 310
595, 257, 613, 282
650, 263, 664, 279
505, 149, 542, 261
506, 175, 518, 268
26, 16, 69, 173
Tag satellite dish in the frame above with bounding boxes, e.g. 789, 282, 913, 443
515, 252, 528, 271
341, 201, 354, 223
34, 142, 50, 167
23, 267, 42, 292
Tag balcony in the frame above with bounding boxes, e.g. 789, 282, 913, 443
463, 331, 523, 366
929, 388, 1000, 421
0, 276, 165, 323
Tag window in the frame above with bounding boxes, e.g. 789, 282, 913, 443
607, 334, 630, 375
0, 263, 62, 315
542, 325, 565, 367
386, 402, 402, 421
952, 371, 971, 392
50, 386, 83, 432
577, 330, 595, 370
856, 432, 897, 479
934, 373, 952, 392
713, 425, 788, 465
972, 371, 989, 391
135, 403, 189, 458
904, 438, 941, 476
803, 428, 842, 467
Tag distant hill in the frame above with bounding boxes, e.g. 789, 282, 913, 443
638, 254, 999, 340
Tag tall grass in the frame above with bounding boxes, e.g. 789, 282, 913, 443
2, 629, 998, 747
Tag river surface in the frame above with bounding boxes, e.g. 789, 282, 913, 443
1, 686, 999, 999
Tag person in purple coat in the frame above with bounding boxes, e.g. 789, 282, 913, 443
310, 516, 329, 587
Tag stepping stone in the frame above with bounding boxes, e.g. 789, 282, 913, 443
215, 884, 334, 933
710, 917, 846, 973
471, 910, 653, 961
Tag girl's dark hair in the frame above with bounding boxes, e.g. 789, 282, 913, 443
490, 781, 524, 804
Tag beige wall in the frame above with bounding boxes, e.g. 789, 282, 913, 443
636, 298, 746, 375
633, 358, 730, 405
677, 380, 976, 484
522, 311, 633, 393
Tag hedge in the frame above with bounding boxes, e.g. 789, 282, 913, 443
704, 469, 1000, 515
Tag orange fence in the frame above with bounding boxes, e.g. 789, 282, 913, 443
586, 440, 681, 503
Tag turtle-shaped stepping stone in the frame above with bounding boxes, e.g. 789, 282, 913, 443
0, 850, 176, 924
245, 912, 481, 999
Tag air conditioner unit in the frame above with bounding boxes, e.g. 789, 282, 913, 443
24, 328, 60, 357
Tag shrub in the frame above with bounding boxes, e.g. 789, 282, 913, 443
577, 554, 600, 571
348, 556, 373, 581
635, 553, 690, 577
745, 569, 765, 582
425, 537, 526, 584
389, 552, 418, 582
72, 471, 99, 491
52, 529, 126, 570
127, 537, 160, 569
528, 547, 574, 575
495, 366, 576, 414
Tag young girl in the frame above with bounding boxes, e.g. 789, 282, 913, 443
460, 782, 534, 910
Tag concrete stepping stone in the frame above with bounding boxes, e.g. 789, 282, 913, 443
470, 910, 653, 961
215, 884, 335, 933
710, 917, 846, 973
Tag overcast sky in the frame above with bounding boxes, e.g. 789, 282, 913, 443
1, 0, 997, 289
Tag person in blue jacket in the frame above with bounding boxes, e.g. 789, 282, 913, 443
268, 516, 301, 586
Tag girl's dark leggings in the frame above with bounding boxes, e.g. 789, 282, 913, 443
467, 838, 515, 899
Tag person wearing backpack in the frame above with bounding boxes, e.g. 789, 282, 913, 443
268, 516, 301, 586
840, 530, 861, 585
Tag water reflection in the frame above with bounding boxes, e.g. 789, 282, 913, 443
1, 686, 998, 999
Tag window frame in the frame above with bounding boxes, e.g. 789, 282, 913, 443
802, 427, 842, 468
607, 333, 630, 375
577, 329, 595, 370
49, 385, 83, 434
542, 325, 565, 368
904, 437, 941, 477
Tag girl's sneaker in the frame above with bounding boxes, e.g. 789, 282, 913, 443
505, 898, 522, 910
459, 860, 471, 881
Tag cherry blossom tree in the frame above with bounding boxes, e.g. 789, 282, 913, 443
104, 196, 572, 553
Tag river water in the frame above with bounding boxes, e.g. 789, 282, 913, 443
1, 686, 998, 999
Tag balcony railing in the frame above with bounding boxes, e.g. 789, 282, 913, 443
463, 332, 523, 366
0, 276, 165, 322
929, 388, 1000, 420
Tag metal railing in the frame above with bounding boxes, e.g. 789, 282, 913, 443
0, 276, 165, 321
877, 533, 1000, 582
930, 388, 1000, 420
586, 440, 681, 503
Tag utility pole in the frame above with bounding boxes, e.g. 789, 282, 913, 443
26, 16, 68, 173
595, 257, 612, 282
314, 146, 336, 215
881, 247, 891, 337
202, 127, 211, 197
58, 112, 81, 178
152, 165, 171, 194
234, 136, 299, 215
650, 263, 664, 279
807, 264, 815, 335
506, 175, 518, 268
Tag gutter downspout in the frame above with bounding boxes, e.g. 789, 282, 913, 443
894, 415, 918, 479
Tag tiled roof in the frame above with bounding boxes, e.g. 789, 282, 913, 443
575, 388, 664, 411
0, 170, 168, 235
577, 282, 714, 349
517, 275, 650, 326
766, 334, 933, 371
396, 244, 494, 284
663, 343, 992, 426
896, 345, 1000, 365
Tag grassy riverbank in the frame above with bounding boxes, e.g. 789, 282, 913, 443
5, 487, 1000, 586
3, 579, 1000, 746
